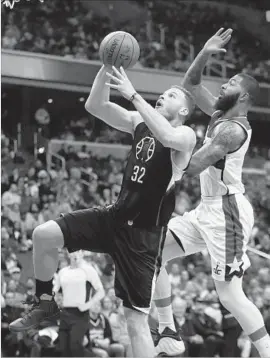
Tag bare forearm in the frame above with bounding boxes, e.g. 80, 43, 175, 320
132, 94, 173, 143
85, 65, 111, 110
182, 49, 210, 88
185, 143, 224, 177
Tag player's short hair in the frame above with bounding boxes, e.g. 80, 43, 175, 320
237, 73, 260, 106
170, 85, 196, 118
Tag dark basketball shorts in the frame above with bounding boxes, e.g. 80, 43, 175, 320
54, 207, 167, 313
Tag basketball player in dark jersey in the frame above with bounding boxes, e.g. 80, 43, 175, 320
9, 64, 196, 356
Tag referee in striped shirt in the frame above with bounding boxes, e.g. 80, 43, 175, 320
54, 250, 105, 357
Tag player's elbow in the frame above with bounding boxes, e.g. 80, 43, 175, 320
158, 135, 171, 148
84, 100, 99, 115
158, 130, 174, 148
85, 100, 107, 117
212, 143, 227, 161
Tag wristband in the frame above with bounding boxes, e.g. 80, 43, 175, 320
129, 92, 137, 102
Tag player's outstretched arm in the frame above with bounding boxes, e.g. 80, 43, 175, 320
106, 67, 196, 152
85, 65, 136, 134
182, 28, 232, 116
185, 121, 246, 177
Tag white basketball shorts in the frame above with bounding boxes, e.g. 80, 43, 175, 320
168, 193, 254, 281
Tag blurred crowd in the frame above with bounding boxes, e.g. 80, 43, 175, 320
2, 123, 270, 356
1, 0, 270, 82
1, 1, 270, 355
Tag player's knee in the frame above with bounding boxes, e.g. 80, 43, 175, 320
216, 280, 245, 310
32, 224, 46, 246
32, 221, 57, 251
217, 289, 234, 310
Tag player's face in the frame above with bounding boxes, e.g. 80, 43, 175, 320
215, 75, 244, 111
155, 88, 188, 120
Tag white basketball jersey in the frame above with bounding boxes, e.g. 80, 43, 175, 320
200, 116, 252, 197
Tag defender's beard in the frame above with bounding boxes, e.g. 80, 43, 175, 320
215, 92, 240, 112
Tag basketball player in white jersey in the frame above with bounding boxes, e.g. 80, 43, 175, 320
153, 29, 270, 358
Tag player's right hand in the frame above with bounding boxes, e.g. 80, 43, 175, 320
203, 28, 233, 54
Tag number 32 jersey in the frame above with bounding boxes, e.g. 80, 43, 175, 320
112, 122, 180, 228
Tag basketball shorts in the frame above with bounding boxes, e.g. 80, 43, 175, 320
54, 207, 166, 313
168, 193, 254, 281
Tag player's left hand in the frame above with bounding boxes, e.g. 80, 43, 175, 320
105, 66, 136, 100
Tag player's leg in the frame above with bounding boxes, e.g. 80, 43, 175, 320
215, 277, 270, 357
9, 208, 110, 332
153, 213, 206, 357
124, 307, 155, 357
33, 221, 64, 295
205, 194, 270, 357
112, 225, 167, 357
9, 220, 64, 332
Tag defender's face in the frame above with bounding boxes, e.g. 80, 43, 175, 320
155, 88, 187, 120
215, 75, 244, 111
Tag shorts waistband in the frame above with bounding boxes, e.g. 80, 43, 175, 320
201, 193, 243, 203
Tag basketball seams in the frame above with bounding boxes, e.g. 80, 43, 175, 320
102, 32, 118, 65
115, 33, 126, 67
126, 35, 135, 69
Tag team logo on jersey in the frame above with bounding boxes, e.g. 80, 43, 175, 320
136, 137, 155, 163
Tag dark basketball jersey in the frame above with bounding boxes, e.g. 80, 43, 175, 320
112, 122, 174, 227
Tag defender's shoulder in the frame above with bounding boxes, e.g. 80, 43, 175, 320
212, 120, 247, 152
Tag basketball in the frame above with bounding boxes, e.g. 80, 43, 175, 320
99, 31, 140, 69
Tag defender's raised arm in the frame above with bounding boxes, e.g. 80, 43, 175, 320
182, 28, 233, 115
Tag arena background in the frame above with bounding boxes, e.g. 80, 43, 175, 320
1, 0, 270, 357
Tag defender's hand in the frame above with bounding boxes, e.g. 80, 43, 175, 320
105, 66, 136, 100
203, 28, 233, 54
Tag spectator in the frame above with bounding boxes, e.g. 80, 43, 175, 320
3, 252, 22, 275
2, 28, 18, 49
77, 144, 90, 160
21, 203, 44, 235
54, 251, 105, 357
109, 301, 132, 356
85, 301, 125, 357
2, 183, 21, 208
172, 296, 204, 357
191, 299, 224, 357
9, 266, 26, 294
168, 263, 181, 290
101, 296, 114, 319
57, 144, 68, 160
66, 145, 80, 162
219, 302, 242, 357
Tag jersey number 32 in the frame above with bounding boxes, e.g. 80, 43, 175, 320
131, 165, 146, 184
